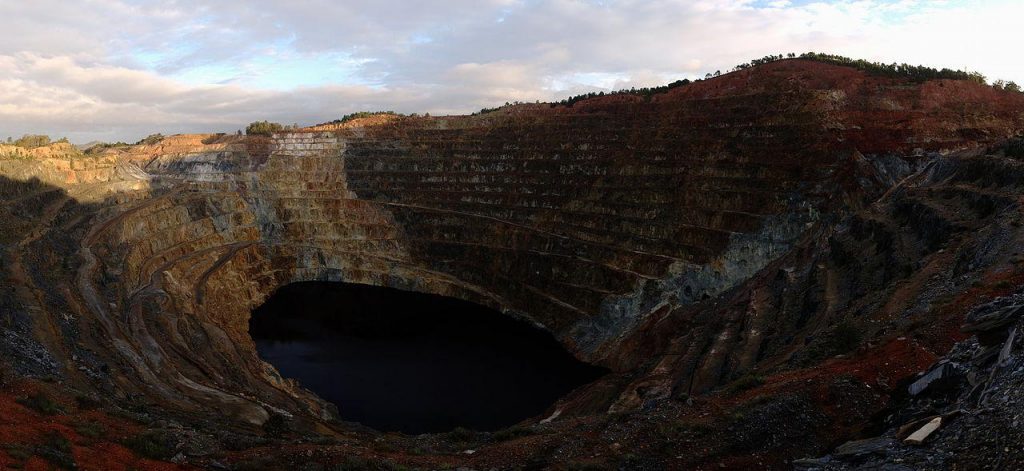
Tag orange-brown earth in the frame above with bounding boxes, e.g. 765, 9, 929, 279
1, 59, 1024, 469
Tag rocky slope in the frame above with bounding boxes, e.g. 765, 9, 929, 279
1, 59, 1024, 470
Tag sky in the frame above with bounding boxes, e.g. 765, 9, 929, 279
0, 0, 1021, 143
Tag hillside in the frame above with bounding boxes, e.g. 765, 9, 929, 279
1, 59, 1024, 470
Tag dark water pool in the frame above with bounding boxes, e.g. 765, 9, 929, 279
249, 281, 606, 434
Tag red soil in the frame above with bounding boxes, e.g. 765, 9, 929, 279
0, 381, 194, 471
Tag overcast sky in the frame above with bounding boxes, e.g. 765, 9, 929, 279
1, 0, 1020, 143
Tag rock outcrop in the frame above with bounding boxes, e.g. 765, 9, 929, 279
2, 59, 1024, 469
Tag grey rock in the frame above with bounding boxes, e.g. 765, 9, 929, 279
908, 361, 960, 396
793, 456, 831, 470
834, 437, 894, 457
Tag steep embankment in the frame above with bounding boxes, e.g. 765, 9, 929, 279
1, 59, 1024, 469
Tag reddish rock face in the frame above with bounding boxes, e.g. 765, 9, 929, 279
1, 59, 1023, 468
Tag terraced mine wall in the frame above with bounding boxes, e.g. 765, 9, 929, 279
2, 60, 1024, 432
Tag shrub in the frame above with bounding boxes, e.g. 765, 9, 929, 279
13, 134, 52, 148
37, 430, 75, 469
1006, 139, 1024, 159
201, 133, 226, 145
794, 52, 986, 84
831, 320, 863, 354
74, 393, 102, 410
246, 121, 285, 136
727, 374, 766, 394
16, 392, 64, 415
566, 461, 612, 471
3, 444, 31, 462
491, 426, 534, 441
552, 79, 691, 108
445, 426, 476, 442
84, 142, 131, 154
327, 111, 399, 125
333, 456, 412, 471
135, 133, 165, 145
796, 319, 865, 366
124, 430, 175, 460
74, 420, 107, 439
549, 52, 989, 111
262, 413, 288, 438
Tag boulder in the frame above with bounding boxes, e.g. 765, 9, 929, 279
834, 437, 894, 457
908, 361, 961, 396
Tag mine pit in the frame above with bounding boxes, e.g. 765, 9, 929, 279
249, 281, 607, 434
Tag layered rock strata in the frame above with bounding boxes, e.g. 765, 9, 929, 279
2, 60, 1023, 438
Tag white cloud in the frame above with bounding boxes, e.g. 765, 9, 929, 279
0, 0, 1020, 142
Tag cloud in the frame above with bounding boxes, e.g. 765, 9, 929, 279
0, 0, 1020, 142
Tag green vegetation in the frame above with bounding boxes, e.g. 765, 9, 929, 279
16, 392, 64, 415
474, 107, 499, 115
551, 79, 692, 108
262, 413, 289, 438
201, 133, 228, 145
491, 425, 534, 441
445, 426, 477, 443
796, 319, 864, 366
9, 134, 69, 149
321, 111, 401, 126
3, 444, 32, 462
135, 133, 165, 145
544, 52, 992, 110
13, 134, 51, 148
739, 52, 987, 84
246, 120, 286, 136
726, 374, 766, 394
830, 319, 864, 354
73, 420, 107, 439
993, 79, 1022, 93
332, 456, 414, 471
1007, 138, 1024, 158
83, 141, 131, 154
566, 461, 613, 471
124, 430, 175, 460
38, 430, 76, 470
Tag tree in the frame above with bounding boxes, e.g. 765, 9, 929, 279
136, 133, 164, 145
13, 134, 51, 148
795, 52, 987, 83
245, 121, 284, 136
994, 79, 1007, 90
1006, 81, 1022, 93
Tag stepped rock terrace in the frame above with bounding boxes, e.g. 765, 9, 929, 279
2, 59, 1024, 469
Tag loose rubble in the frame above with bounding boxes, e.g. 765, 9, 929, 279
798, 294, 1024, 470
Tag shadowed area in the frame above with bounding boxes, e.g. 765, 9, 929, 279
2, 60, 1024, 468
249, 281, 608, 434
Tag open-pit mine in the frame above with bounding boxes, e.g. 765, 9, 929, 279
2, 59, 1024, 470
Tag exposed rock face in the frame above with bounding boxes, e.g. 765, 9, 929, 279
2, 59, 1024, 468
